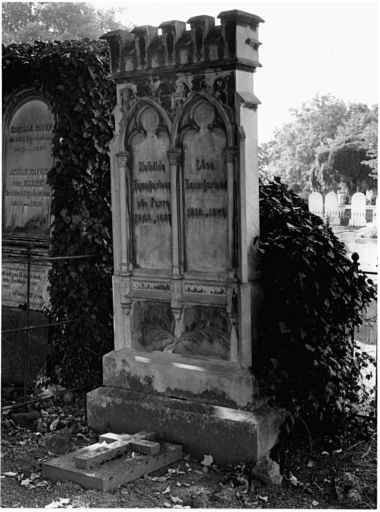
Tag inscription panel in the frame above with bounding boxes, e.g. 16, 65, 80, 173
183, 102, 228, 272
131, 108, 171, 269
2, 261, 50, 309
3, 99, 54, 239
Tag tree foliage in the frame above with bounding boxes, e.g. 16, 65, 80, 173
2, 2, 132, 44
2, 39, 124, 386
261, 95, 378, 191
310, 104, 378, 194
255, 178, 376, 431
262, 94, 349, 184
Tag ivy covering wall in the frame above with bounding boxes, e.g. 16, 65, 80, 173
3, 40, 117, 386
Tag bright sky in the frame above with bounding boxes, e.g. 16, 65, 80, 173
92, 0, 379, 143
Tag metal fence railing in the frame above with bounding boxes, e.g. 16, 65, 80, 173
310, 208, 377, 228
2, 243, 95, 400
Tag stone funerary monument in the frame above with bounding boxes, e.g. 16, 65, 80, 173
88, 10, 283, 464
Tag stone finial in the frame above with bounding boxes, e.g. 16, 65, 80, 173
131, 26, 159, 68
159, 21, 187, 65
187, 15, 215, 61
100, 30, 131, 74
101, 10, 263, 75
218, 10, 264, 62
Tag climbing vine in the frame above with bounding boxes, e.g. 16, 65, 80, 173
255, 178, 376, 433
3, 39, 119, 386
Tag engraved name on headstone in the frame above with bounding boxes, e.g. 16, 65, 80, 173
3, 97, 54, 239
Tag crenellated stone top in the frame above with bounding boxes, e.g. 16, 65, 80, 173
100, 10, 264, 79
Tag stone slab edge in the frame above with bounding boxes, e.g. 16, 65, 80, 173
42, 442, 182, 491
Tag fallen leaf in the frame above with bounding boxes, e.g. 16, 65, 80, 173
193, 470, 203, 475
171, 496, 183, 504
332, 449, 342, 455
259, 496, 268, 502
21, 479, 30, 486
176, 482, 181, 487
183, 454, 190, 461
163, 502, 171, 508
312, 500, 319, 507
162, 486, 171, 494
3, 472, 18, 477
307, 460, 316, 468
201, 455, 213, 466
45, 502, 60, 509
321, 451, 330, 456
289, 472, 299, 486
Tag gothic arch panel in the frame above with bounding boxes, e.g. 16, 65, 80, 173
177, 96, 229, 273
124, 101, 172, 270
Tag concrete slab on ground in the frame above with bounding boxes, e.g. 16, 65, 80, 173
42, 440, 182, 491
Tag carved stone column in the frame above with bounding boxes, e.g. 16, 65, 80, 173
116, 152, 130, 275
120, 300, 133, 350
224, 146, 237, 278
167, 148, 182, 277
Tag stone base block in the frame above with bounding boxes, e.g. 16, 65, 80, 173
102, 348, 267, 411
87, 387, 285, 466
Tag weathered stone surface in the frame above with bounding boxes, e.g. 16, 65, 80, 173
252, 456, 283, 485
102, 347, 267, 411
87, 387, 285, 466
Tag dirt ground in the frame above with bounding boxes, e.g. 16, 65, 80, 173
1, 343, 377, 509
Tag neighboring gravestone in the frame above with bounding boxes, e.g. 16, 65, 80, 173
2, 91, 53, 309
88, 10, 285, 466
308, 191, 323, 218
325, 191, 339, 226
351, 192, 366, 228
3, 94, 53, 239
2, 90, 54, 385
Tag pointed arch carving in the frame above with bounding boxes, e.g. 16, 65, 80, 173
173, 92, 233, 274
171, 91, 233, 148
121, 96, 173, 271
121, 96, 173, 151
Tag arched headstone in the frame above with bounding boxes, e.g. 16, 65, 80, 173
2, 92, 54, 310
351, 192, 366, 227
3, 94, 54, 239
325, 192, 339, 225
308, 192, 323, 218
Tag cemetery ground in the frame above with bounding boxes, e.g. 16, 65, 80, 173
1, 342, 376, 510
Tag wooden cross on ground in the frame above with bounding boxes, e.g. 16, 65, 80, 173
42, 431, 183, 491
